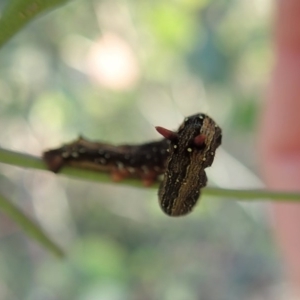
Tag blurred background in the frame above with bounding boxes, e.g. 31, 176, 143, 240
0, 0, 286, 299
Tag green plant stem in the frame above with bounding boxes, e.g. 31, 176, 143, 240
0, 193, 64, 258
1, 147, 300, 201
0, 0, 70, 48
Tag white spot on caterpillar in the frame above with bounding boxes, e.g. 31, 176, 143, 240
185, 117, 189, 122
62, 152, 69, 158
210, 152, 214, 155
199, 115, 204, 119
128, 167, 135, 173
173, 145, 178, 149
202, 157, 206, 161
71, 152, 79, 158
187, 148, 192, 152
166, 149, 170, 152
117, 162, 124, 169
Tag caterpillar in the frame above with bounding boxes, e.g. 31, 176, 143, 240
43, 113, 222, 216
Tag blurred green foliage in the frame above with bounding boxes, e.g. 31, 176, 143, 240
0, 0, 70, 47
0, 0, 282, 299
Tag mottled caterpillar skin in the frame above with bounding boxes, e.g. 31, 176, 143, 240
158, 113, 222, 216
43, 113, 222, 216
43, 137, 170, 186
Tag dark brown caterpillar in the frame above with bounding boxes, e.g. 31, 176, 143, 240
43, 113, 222, 216
156, 113, 222, 216
43, 137, 170, 186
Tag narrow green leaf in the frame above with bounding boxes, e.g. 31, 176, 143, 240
0, 0, 71, 48
0, 193, 64, 258
0, 147, 300, 201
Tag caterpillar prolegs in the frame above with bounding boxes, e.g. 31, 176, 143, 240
43, 113, 222, 216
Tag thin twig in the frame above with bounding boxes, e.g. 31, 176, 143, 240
0, 148, 300, 201
0, 193, 64, 258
